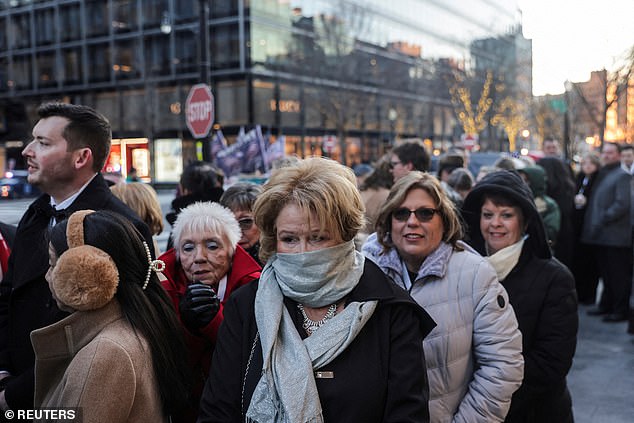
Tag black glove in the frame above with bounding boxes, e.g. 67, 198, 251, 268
179, 282, 220, 332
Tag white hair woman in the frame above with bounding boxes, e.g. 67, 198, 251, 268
158, 201, 261, 423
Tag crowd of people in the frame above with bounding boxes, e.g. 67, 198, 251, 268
0, 102, 631, 422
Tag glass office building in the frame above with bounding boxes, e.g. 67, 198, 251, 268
0, 0, 523, 181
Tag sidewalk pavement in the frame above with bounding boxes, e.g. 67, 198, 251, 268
569, 304, 634, 422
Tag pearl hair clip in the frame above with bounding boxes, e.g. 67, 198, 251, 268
143, 242, 165, 290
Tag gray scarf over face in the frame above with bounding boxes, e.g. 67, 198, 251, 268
246, 241, 378, 423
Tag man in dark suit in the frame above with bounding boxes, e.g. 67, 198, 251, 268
0, 103, 154, 411
582, 142, 632, 322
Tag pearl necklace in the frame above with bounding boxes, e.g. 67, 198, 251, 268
297, 303, 337, 336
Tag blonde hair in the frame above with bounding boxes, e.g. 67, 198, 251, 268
110, 182, 164, 235
582, 151, 601, 168
375, 171, 464, 252
171, 202, 241, 257
253, 157, 365, 262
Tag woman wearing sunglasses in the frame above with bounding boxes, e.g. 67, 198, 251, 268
362, 171, 524, 423
220, 182, 264, 266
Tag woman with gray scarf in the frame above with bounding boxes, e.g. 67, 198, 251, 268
198, 157, 435, 423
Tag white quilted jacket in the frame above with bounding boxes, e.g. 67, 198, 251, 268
363, 235, 524, 423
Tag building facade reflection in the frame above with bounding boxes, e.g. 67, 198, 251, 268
0, 0, 524, 181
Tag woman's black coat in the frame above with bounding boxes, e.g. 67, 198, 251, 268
198, 260, 435, 423
462, 170, 578, 423
502, 245, 578, 423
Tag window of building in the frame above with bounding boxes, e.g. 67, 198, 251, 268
114, 39, 141, 80
174, 0, 196, 23
303, 86, 324, 129
86, 0, 109, 37
216, 80, 248, 125
60, 4, 81, 42
155, 86, 182, 131
113, 0, 138, 33
37, 51, 56, 88
279, 83, 301, 128
88, 43, 111, 83
120, 89, 147, 131
95, 91, 120, 128
253, 79, 275, 126
251, 0, 297, 22
142, 0, 168, 29
12, 55, 32, 89
211, 24, 240, 70
34, 8, 55, 46
144, 35, 170, 76
0, 57, 8, 91
250, 23, 290, 69
0, 17, 6, 50
175, 30, 197, 74
63, 47, 82, 86
9, 13, 30, 49
211, 0, 238, 18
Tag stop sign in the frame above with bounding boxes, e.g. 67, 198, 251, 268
185, 84, 214, 139
462, 133, 479, 151
323, 135, 337, 153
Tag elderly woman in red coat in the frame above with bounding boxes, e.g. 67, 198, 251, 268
158, 201, 261, 423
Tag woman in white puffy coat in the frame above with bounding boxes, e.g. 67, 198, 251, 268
362, 171, 524, 423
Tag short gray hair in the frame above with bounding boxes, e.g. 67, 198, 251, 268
172, 202, 241, 256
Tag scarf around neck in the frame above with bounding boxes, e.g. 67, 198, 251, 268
486, 235, 527, 281
247, 241, 378, 423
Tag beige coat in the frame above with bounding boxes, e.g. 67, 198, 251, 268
31, 301, 166, 423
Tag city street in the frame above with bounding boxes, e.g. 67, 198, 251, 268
0, 192, 633, 421
570, 304, 634, 423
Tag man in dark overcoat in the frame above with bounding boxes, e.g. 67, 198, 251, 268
582, 142, 632, 322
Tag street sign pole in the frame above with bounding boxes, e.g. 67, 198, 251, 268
198, 0, 211, 161
186, 84, 215, 163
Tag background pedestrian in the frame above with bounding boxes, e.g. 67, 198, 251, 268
219, 182, 264, 266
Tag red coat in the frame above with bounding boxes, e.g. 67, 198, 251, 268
159, 245, 260, 422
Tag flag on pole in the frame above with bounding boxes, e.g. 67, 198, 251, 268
265, 136, 286, 168
210, 129, 227, 159
215, 126, 268, 177
241, 126, 267, 174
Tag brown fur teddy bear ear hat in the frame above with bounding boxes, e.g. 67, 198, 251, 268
49, 210, 119, 311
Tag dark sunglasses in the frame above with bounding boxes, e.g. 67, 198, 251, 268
238, 218, 255, 231
392, 207, 439, 222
